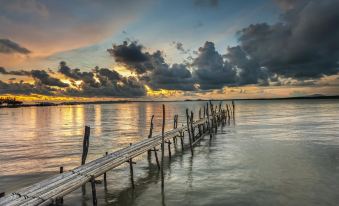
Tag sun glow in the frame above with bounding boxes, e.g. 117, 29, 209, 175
144, 85, 178, 97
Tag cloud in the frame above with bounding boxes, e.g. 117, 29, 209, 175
0, 39, 30, 54
58, 61, 146, 97
172, 41, 189, 54
0, 80, 56, 95
108, 41, 196, 91
225, 46, 270, 86
237, 0, 339, 79
0, 67, 68, 87
192, 41, 236, 89
107, 41, 153, 74
31, 70, 69, 87
0, 67, 31, 76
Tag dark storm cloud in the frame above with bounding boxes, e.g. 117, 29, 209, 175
66, 76, 146, 98
145, 63, 195, 91
0, 80, 55, 95
59, 61, 146, 97
192, 41, 236, 90
0, 67, 31, 76
0, 67, 68, 87
31, 70, 69, 88
0, 39, 31, 54
107, 41, 153, 74
237, 0, 339, 79
0, 63, 146, 97
225, 46, 270, 86
108, 41, 196, 91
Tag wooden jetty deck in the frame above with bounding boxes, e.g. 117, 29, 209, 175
0, 101, 235, 206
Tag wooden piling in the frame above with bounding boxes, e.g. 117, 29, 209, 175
90, 176, 97, 206
104, 152, 108, 189
0, 192, 4, 199
166, 140, 172, 159
57, 166, 64, 205
186, 109, 194, 155
81, 126, 90, 165
129, 143, 135, 189
161, 104, 165, 190
206, 103, 212, 139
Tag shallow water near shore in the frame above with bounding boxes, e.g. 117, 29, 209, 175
1, 99, 339, 205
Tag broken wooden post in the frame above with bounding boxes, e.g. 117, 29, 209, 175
81, 126, 90, 165
0, 192, 4, 198
161, 104, 165, 190
186, 109, 194, 155
129, 143, 135, 189
90, 176, 97, 206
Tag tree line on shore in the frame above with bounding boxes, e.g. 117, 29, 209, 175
0, 97, 23, 106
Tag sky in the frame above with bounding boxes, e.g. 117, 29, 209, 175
0, 0, 338, 101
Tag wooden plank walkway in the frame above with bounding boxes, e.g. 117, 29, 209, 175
0, 101, 235, 206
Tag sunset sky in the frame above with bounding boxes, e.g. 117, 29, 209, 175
0, 0, 338, 101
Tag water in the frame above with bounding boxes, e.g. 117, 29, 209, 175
0, 100, 339, 205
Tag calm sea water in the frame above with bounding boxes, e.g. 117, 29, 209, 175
0, 100, 339, 206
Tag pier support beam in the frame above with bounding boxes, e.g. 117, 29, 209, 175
90, 176, 97, 206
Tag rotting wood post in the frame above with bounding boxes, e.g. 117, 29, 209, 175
104, 152, 108, 189
128, 143, 135, 189
161, 104, 165, 190
0, 192, 4, 198
81, 126, 90, 165
186, 109, 194, 155
90, 176, 97, 206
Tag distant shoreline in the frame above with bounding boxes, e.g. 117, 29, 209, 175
0, 95, 338, 109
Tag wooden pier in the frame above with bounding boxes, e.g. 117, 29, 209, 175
0, 101, 235, 206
